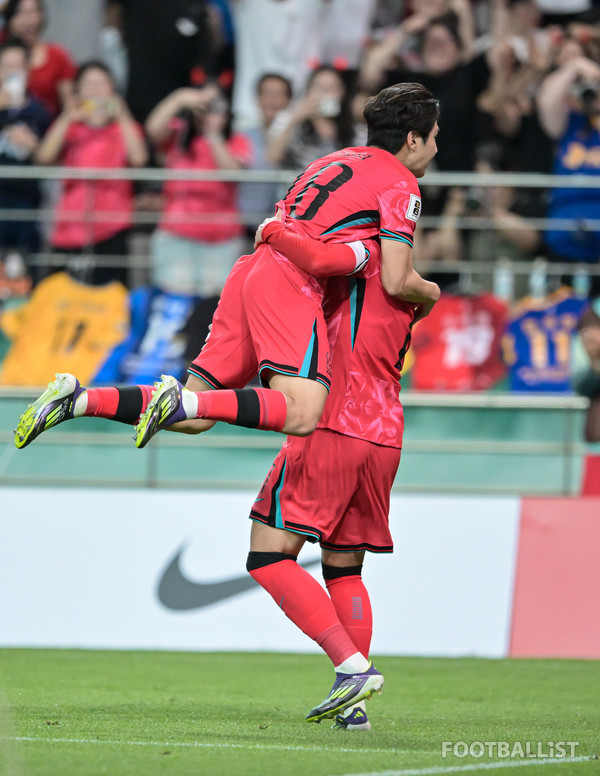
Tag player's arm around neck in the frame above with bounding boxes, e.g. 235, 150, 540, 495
380, 238, 440, 303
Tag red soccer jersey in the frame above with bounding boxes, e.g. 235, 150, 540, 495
265, 145, 422, 305
318, 241, 416, 449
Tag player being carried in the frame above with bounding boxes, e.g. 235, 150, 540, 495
14, 82, 440, 724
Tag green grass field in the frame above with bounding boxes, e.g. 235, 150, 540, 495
0, 650, 598, 776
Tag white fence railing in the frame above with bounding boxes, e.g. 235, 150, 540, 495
1, 167, 599, 279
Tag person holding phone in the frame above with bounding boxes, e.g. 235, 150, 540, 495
266, 65, 356, 171
36, 60, 147, 286
0, 36, 50, 279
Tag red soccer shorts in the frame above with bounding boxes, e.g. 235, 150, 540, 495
189, 249, 331, 390
250, 429, 401, 553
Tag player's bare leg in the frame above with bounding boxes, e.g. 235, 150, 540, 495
266, 373, 328, 437
322, 549, 374, 731
249, 520, 307, 555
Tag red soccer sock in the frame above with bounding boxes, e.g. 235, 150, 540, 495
325, 574, 373, 659
248, 558, 360, 666
195, 388, 287, 432
83, 385, 154, 424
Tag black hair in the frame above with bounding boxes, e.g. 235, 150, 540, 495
301, 64, 355, 148
256, 72, 293, 101
418, 12, 463, 53
364, 82, 440, 154
0, 36, 30, 60
2, 0, 45, 32
74, 60, 116, 90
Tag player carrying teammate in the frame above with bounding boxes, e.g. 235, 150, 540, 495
248, 219, 422, 729
14, 82, 440, 723
130, 81, 440, 447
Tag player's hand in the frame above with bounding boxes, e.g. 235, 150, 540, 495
254, 209, 283, 249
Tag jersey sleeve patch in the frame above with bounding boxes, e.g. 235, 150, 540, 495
405, 193, 422, 222
377, 181, 421, 238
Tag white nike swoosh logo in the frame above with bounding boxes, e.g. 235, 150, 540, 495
157, 543, 321, 611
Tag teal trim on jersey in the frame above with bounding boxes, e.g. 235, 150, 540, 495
299, 327, 316, 378
274, 459, 287, 529
257, 364, 331, 392
321, 217, 378, 235
258, 364, 296, 378
349, 278, 358, 351
249, 514, 321, 542
380, 231, 413, 247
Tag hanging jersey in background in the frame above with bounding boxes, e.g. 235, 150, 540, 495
411, 293, 508, 391
0, 272, 129, 386
95, 288, 195, 385
503, 288, 586, 392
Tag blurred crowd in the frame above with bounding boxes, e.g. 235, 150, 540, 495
0, 0, 599, 402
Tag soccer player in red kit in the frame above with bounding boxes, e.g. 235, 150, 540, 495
248, 224, 420, 728
131, 82, 440, 723
131, 82, 440, 447
13, 83, 440, 723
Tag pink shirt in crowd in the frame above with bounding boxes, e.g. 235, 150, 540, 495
28, 43, 77, 117
51, 121, 143, 249
160, 123, 252, 243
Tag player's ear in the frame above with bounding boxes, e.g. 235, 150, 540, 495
406, 131, 421, 151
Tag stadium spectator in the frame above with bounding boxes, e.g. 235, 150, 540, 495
464, 142, 542, 261
361, 0, 476, 87
145, 83, 251, 309
107, 0, 216, 124
229, 0, 324, 130
476, 33, 554, 174
537, 52, 600, 271
413, 141, 543, 295
0, 37, 50, 280
267, 65, 355, 170
237, 73, 293, 236
318, 0, 378, 94
360, 11, 489, 172
1, 0, 76, 116
36, 60, 147, 286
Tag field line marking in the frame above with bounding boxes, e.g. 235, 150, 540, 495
0, 735, 407, 755
338, 755, 592, 776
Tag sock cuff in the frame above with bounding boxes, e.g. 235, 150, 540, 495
246, 550, 297, 572
322, 563, 363, 581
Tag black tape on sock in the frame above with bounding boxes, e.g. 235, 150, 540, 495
321, 563, 363, 581
246, 551, 297, 572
